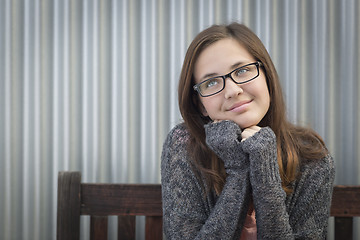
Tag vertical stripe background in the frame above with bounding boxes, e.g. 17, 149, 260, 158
0, 0, 359, 239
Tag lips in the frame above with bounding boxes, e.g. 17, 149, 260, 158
227, 100, 252, 112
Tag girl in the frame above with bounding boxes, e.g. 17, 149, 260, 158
161, 23, 334, 239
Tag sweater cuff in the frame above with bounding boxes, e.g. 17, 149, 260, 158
242, 127, 282, 185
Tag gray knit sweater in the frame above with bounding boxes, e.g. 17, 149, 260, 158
161, 120, 335, 239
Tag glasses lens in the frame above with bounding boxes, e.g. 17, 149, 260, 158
231, 63, 258, 83
199, 77, 223, 96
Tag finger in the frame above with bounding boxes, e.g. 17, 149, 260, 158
241, 129, 252, 141
242, 128, 257, 137
244, 126, 261, 134
248, 125, 261, 132
241, 126, 261, 141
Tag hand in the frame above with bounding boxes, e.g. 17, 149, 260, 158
241, 126, 261, 142
204, 120, 248, 170
205, 120, 242, 151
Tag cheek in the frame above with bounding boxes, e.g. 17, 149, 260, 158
252, 78, 270, 104
199, 102, 209, 116
263, 85, 271, 108
259, 85, 270, 106
201, 98, 221, 117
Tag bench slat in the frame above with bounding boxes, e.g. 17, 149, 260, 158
90, 216, 108, 240
145, 216, 163, 240
335, 217, 353, 240
118, 216, 136, 240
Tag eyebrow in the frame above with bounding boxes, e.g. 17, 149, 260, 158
199, 61, 248, 81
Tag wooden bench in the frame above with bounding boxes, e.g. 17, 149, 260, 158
57, 172, 162, 240
330, 185, 360, 239
57, 171, 360, 240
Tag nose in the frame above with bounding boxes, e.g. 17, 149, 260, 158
224, 77, 243, 99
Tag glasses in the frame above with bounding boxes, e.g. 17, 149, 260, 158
193, 61, 262, 97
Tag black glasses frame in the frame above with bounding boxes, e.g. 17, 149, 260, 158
193, 61, 262, 97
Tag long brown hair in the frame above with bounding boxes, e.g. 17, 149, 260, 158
178, 23, 327, 195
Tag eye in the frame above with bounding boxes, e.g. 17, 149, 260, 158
234, 67, 249, 76
204, 78, 221, 89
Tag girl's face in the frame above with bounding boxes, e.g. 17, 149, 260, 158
194, 38, 270, 129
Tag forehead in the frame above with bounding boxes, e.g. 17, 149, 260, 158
194, 38, 255, 82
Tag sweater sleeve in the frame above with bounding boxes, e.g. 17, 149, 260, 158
241, 127, 335, 239
161, 122, 251, 240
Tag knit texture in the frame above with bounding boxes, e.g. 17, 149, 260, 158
161, 121, 335, 239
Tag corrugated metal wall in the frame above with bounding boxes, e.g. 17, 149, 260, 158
0, 0, 359, 239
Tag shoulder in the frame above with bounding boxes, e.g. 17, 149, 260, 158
162, 122, 190, 150
161, 123, 191, 167
303, 152, 334, 172
161, 123, 204, 193
287, 154, 335, 207
288, 127, 335, 194
300, 153, 334, 172
298, 153, 335, 186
